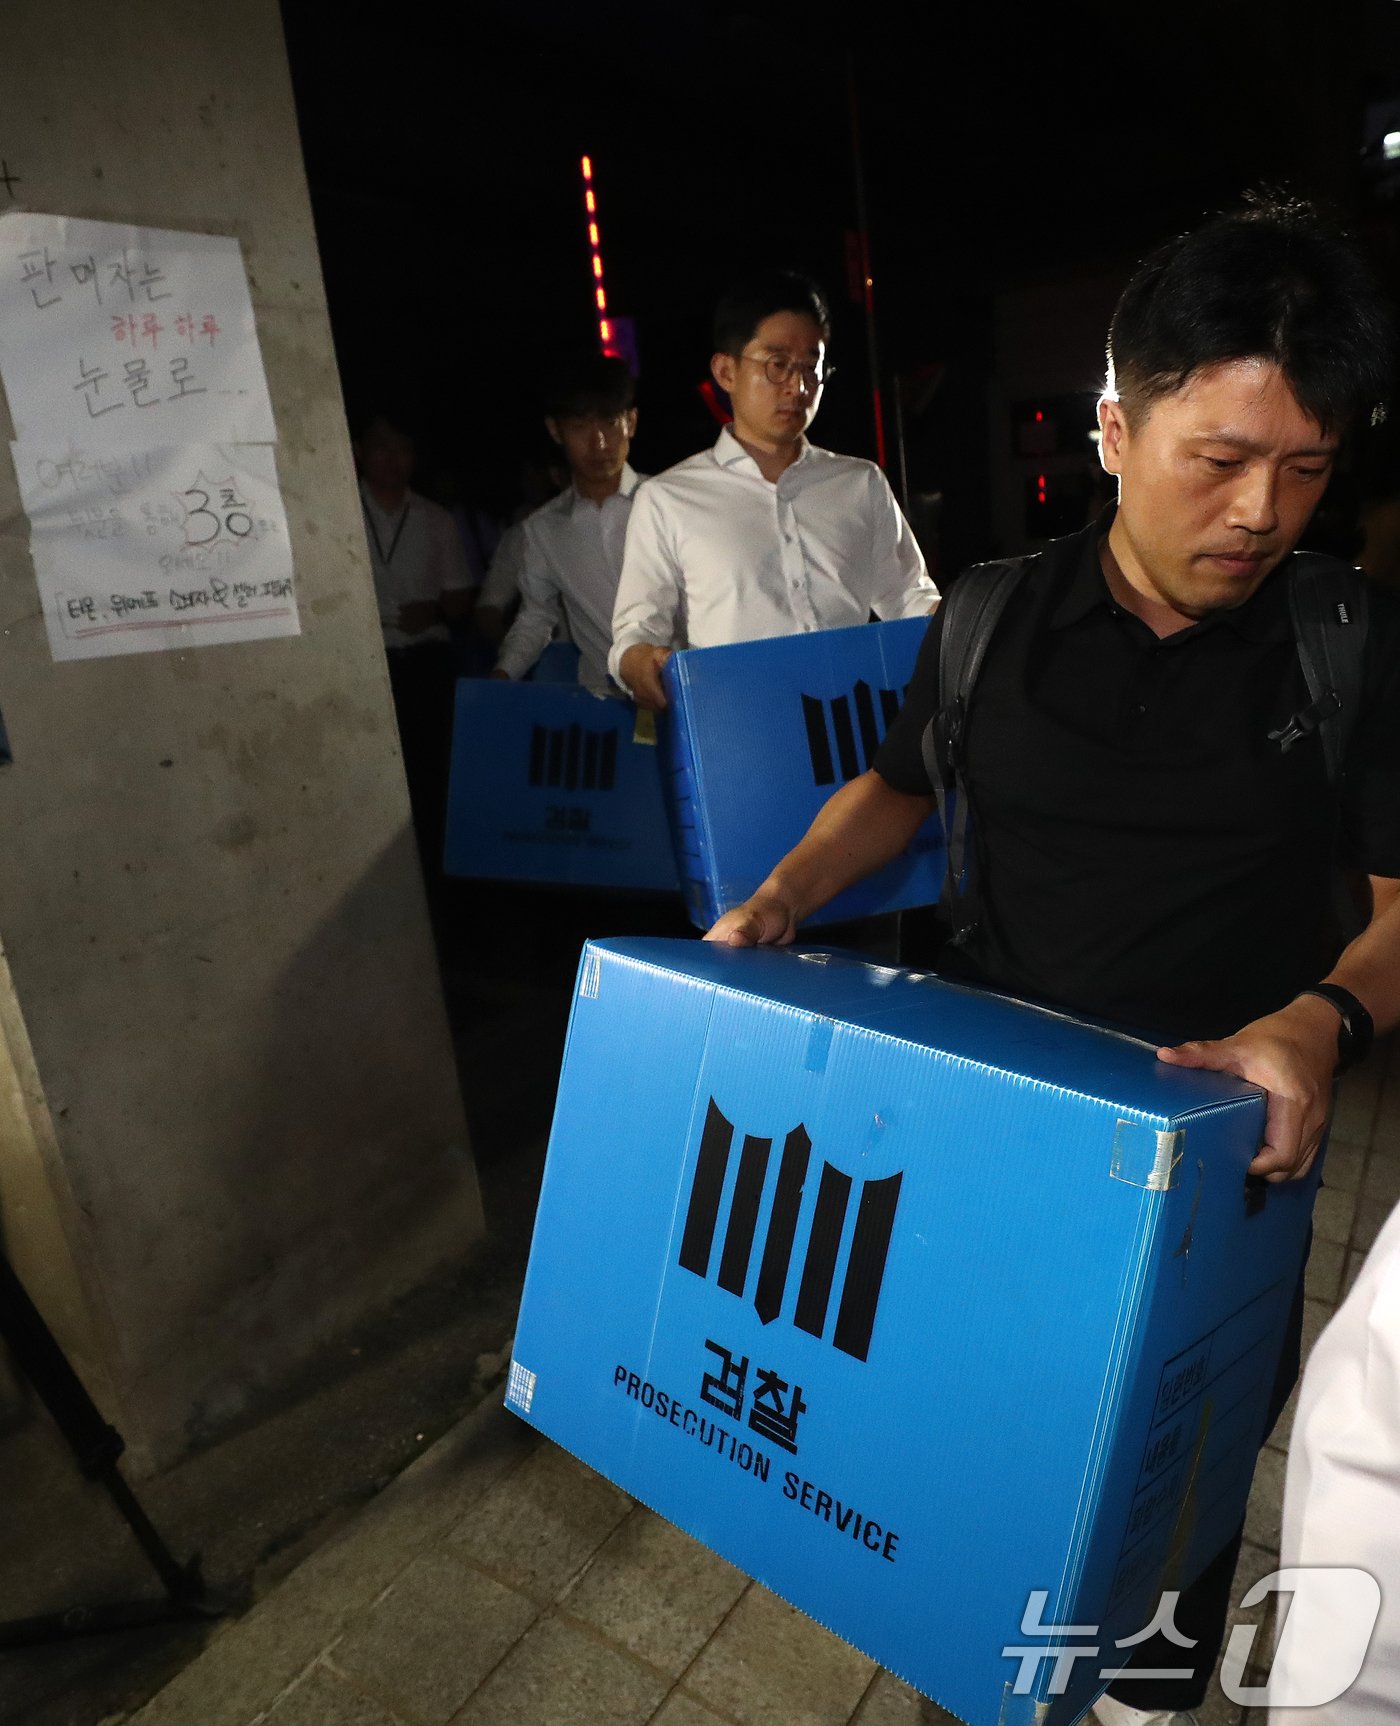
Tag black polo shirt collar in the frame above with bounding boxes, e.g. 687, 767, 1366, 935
1045, 507, 1295, 646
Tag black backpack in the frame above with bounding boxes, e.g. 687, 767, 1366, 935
920, 551, 1372, 944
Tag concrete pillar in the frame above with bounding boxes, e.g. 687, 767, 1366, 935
0, 0, 484, 1472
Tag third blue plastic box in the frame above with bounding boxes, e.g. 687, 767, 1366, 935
444, 680, 677, 892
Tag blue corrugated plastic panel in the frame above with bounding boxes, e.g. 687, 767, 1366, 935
659, 620, 946, 930
509, 940, 1313, 1726
443, 680, 679, 891
526, 640, 582, 684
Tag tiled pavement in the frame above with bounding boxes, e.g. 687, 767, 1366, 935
124, 1038, 1400, 1726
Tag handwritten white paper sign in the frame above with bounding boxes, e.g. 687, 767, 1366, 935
0, 212, 276, 448
12, 440, 299, 660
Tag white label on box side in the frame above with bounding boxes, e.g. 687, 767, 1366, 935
507, 1361, 537, 1413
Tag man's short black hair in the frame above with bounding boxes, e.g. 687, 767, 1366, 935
713, 269, 832, 357
353, 410, 414, 447
543, 353, 635, 421
1107, 195, 1395, 434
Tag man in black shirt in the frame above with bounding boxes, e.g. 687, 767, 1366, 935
707, 199, 1400, 1726
873, 499, 1400, 1048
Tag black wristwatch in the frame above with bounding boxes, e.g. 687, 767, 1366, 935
1297, 984, 1374, 1073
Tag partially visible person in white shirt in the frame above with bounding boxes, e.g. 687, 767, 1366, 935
475, 521, 528, 643
1265, 1192, 1400, 1724
474, 454, 569, 650
493, 353, 642, 700
609, 269, 938, 710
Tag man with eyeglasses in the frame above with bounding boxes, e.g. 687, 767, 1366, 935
492, 352, 641, 698
609, 270, 936, 710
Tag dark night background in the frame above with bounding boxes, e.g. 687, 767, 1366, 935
280, 0, 1400, 570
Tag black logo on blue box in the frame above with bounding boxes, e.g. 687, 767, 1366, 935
801, 681, 905, 786
678, 1098, 901, 1362
528, 722, 619, 793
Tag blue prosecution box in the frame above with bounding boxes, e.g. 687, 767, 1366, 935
443, 681, 678, 891
658, 618, 945, 929
508, 939, 1317, 1726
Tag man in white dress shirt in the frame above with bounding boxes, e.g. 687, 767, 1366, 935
493, 354, 640, 699
610, 269, 937, 710
356, 413, 474, 886
357, 415, 474, 651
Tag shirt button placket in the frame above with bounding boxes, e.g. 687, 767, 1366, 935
778, 489, 813, 630
1128, 645, 1164, 727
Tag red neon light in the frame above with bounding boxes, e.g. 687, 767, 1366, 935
1035, 410, 1043, 422
871, 383, 887, 469
1038, 490, 1047, 503
1037, 474, 1046, 487
698, 378, 733, 427
583, 155, 614, 358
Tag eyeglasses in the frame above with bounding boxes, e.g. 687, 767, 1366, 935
738, 352, 834, 390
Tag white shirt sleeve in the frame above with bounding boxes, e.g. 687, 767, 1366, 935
1270, 1200, 1400, 1722
495, 523, 564, 681
865, 466, 939, 620
609, 481, 685, 685
426, 500, 474, 594
478, 522, 527, 612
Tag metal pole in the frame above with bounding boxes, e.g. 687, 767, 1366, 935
891, 375, 910, 510
846, 58, 887, 472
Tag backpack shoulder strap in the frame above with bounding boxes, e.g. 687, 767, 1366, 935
1272, 555, 1370, 784
919, 556, 1031, 942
